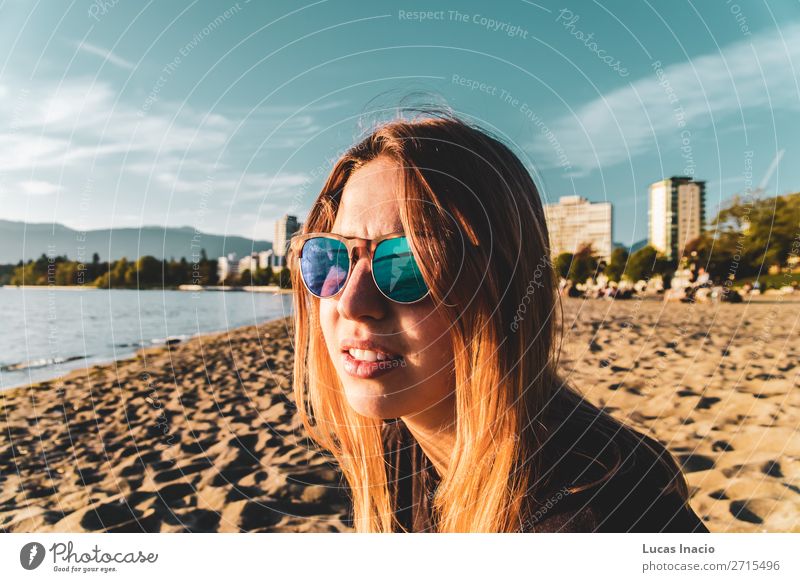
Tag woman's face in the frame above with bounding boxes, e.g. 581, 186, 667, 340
319, 157, 455, 420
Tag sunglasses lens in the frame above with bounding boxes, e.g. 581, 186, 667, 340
373, 237, 428, 303
300, 237, 350, 297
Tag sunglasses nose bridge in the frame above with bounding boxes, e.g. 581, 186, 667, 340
338, 247, 387, 309
349, 240, 371, 264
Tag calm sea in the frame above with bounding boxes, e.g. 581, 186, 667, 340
0, 287, 293, 390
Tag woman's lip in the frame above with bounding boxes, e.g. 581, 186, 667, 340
339, 340, 400, 357
341, 351, 405, 379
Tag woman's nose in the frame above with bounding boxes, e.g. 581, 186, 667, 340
336, 255, 389, 321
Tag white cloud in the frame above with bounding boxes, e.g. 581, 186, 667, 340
530, 22, 800, 175
20, 179, 61, 195
75, 41, 135, 71
0, 135, 68, 172
0, 71, 328, 234
0, 78, 232, 173
152, 171, 308, 199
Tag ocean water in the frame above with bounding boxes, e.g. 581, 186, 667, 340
0, 287, 293, 390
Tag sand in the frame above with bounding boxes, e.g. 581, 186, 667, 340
557, 295, 800, 532
1, 296, 798, 532
0, 319, 350, 533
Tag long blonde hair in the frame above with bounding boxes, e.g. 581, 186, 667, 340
291, 115, 687, 532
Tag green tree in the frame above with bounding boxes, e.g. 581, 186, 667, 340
34, 253, 50, 283
252, 265, 273, 286
55, 262, 78, 285
683, 235, 731, 282
96, 257, 131, 288
175, 257, 190, 285
554, 253, 573, 279
605, 247, 628, 282
203, 259, 219, 286
0, 263, 17, 285
89, 253, 102, 281
624, 245, 662, 282
93, 271, 110, 288
712, 192, 800, 276
567, 244, 598, 283
134, 256, 163, 287
10, 261, 37, 285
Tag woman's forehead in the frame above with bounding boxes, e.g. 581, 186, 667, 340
332, 159, 404, 238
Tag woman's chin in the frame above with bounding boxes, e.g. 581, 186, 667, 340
343, 381, 411, 419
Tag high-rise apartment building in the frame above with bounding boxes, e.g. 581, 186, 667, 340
273, 214, 301, 268
648, 177, 705, 261
544, 195, 613, 260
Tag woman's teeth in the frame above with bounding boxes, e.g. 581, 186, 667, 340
348, 348, 395, 362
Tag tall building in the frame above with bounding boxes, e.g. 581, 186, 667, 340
238, 253, 259, 274
648, 177, 705, 261
272, 214, 301, 268
257, 250, 273, 270
544, 195, 613, 260
217, 253, 239, 283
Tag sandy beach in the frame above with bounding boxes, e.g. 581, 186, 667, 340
1, 297, 798, 533
0, 318, 351, 533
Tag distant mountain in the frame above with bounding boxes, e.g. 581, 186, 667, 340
0, 220, 272, 264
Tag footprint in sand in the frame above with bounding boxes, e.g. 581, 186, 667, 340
80, 499, 143, 531
677, 453, 715, 473
729, 500, 763, 525
761, 460, 783, 478
711, 440, 734, 452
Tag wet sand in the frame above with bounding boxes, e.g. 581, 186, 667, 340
1, 297, 798, 532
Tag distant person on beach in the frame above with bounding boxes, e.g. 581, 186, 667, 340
289, 115, 708, 533
696, 267, 710, 288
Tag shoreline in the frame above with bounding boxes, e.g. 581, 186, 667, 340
1, 299, 798, 532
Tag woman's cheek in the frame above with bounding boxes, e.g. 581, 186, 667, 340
402, 309, 454, 380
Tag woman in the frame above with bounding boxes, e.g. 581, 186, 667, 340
289, 115, 708, 533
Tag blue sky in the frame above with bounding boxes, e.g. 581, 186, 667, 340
1, 0, 798, 247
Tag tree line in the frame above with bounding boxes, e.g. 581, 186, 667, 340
0, 250, 292, 289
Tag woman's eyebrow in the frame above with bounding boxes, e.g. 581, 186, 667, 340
329, 229, 406, 240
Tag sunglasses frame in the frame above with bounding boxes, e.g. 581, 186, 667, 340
290, 232, 430, 304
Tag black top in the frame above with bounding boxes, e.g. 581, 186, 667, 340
382, 408, 710, 533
